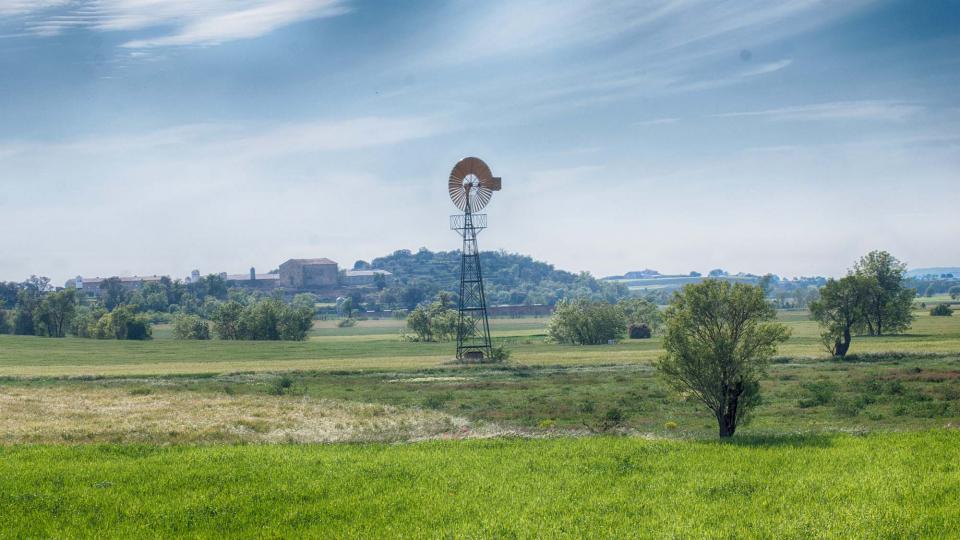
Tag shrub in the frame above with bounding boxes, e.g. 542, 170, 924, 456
488, 344, 511, 362
547, 299, 627, 345
91, 306, 152, 340
930, 304, 953, 317
628, 324, 651, 339
172, 314, 210, 340
405, 295, 461, 342
338, 318, 357, 328
798, 379, 838, 408
664, 421, 678, 430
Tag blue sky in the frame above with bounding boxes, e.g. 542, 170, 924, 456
1, 0, 958, 283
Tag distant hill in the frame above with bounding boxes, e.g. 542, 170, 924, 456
370, 248, 629, 307
906, 267, 960, 279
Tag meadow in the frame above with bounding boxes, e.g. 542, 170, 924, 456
1, 309, 959, 536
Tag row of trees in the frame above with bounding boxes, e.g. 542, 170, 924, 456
546, 297, 662, 345
810, 251, 915, 357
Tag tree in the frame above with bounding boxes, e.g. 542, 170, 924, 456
34, 289, 77, 338
949, 286, 960, 301
212, 301, 244, 340
100, 277, 128, 310
13, 288, 40, 335
172, 314, 211, 340
92, 305, 152, 340
853, 251, 915, 335
0, 282, 19, 309
405, 294, 460, 342
373, 272, 387, 291
657, 280, 790, 438
757, 274, 776, 295
619, 297, 662, 335
930, 304, 953, 317
353, 260, 371, 270
547, 299, 627, 345
809, 276, 867, 358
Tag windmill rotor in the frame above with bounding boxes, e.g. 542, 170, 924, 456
448, 156, 502, 212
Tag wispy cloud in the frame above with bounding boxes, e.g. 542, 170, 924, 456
633, 117, 679, 127
1, 115, 447, 160
714, 100, 924, 121
5, 0, 350, 47
672, 59, 793, 92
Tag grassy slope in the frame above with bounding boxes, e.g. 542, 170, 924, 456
1, 310, 958, 377
1, 432, 957, 538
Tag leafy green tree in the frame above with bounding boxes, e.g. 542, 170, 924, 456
810, 276, 867, 358
291, 293, 318, 312
278, 306, 314, 341
172, 314, 211, 339
930, 304, 953, 317
13, 289, 40, 335
212, 301, 244, 340
405, 295, 461, 342
853, 251, 915, 335
34, 288, 77, 337
0, 282, 19, 309
547, 299, 627, 345
0, 309, 11, 334
619, 297, 662, 335
100, 277, 128, 311
212, 298, 312, 341
92, 305, 151, 340
949, 286, 960, 301
657, 280, 790, 438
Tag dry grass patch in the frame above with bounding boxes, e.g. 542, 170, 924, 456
0, 387, 467, 444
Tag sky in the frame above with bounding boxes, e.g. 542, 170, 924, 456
1, 0, 958, 284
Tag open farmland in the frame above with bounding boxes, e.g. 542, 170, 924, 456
1, 309, 959, 537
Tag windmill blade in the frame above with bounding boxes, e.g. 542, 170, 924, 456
449, 156, 499, 212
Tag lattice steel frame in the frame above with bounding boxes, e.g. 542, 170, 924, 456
450, 201, 492, 360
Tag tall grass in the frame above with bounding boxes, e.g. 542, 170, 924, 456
0, 432, 957, 538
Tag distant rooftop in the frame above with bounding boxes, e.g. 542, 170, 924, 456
285, 258, 337, 265
225, 273, 280, 281
344, 269, 392, 277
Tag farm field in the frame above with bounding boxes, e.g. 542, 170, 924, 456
1, 309, 959, 536
1, 310, 959, 377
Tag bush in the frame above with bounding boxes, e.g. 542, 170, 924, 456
930, 304, 953, 317
798, 379, 838, 408
405, 295, 461, 342
172, 314, 210, 340
488, 344, 511, 362
547, 299, 627, 345
629, 324, 651, 339
337, 318, 357, 328
88, 306, 152, 340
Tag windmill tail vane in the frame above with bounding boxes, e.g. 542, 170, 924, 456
448, 156, 501, 361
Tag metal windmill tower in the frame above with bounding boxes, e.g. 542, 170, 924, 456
448, 157, 502, 361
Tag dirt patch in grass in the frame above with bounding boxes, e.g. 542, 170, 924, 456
0, 387, 468, 444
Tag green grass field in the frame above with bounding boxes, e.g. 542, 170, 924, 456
2, 432, 958, 538
1, 309, 959, 537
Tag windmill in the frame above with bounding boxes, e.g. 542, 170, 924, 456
448, 157, 502, 361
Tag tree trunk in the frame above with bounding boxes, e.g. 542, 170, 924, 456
717, 385, 742, 438
835, 325, 852, 358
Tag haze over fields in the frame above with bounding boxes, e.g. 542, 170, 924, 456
1, 1, 958, 282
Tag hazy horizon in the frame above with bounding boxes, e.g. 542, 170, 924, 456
2, 0, 958, 284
